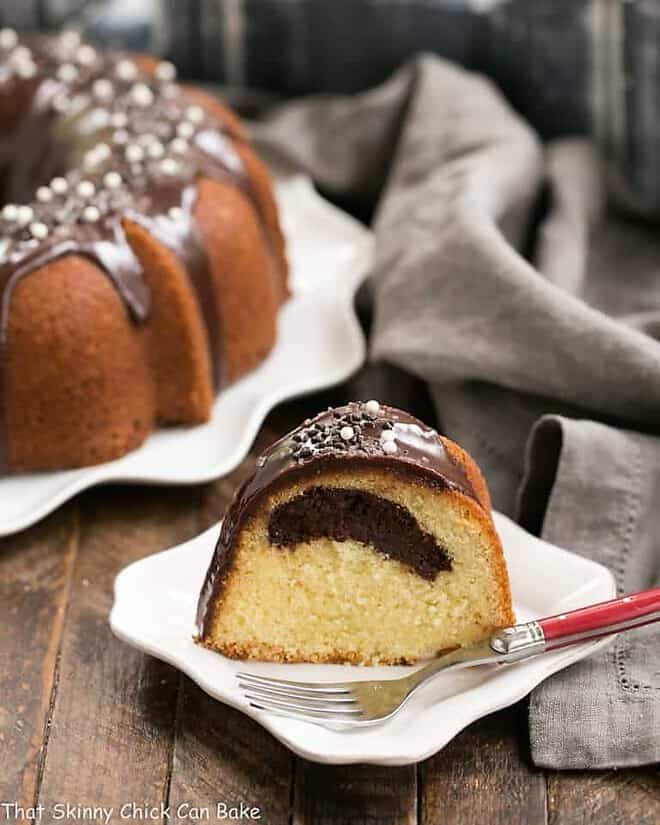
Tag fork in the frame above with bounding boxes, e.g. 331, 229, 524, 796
236, 587, 660, 727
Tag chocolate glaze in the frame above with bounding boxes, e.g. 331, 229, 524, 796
268, 486, 452, 580
0, 32, 270, 472
196, 401, 478, 636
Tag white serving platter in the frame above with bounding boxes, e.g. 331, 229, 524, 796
0, 174, 372, 536
110, 511, 616, 766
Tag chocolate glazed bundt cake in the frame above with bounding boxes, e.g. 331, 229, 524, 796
0, 28, 288, 474
197, 402, 514, 665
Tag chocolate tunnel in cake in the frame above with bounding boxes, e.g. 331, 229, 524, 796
196, 401, 514, 665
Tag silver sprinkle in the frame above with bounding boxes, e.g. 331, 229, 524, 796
95, 142, 112, 160
83, 151, 100, 170
147, 140, 164, 159
76, 180, 96, 199
176, 121, 194, 139
340, 426, 354, 441
2, 204, 18, 221
110, 111, 127, 128
17, 205, 34, 225
36, 186, 53, 203
115, 59, 137, 82
76, 45, 97, 66
92, 78, 113, 100
155, 61, 176, 82
29, 221, 49, 240
103, 171, 122, 190
82, 205, 100, 223
16, 61, 36, 79
57, 63, 78, 84
382, 440, 398, 454
159, 157, 179, 176
0, 28, 18, 50
125, 144, 145, 163
11, 46, 32, 65
50, 177, 68, 195
185, 105, 205, 124
52, 93, 70, 113
169, 137, 188, 155
59, 30, 81, 50
130, 82, 154, 107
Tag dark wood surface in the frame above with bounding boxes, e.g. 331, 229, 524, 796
1, 388, 658, 825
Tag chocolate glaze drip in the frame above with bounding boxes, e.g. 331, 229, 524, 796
0, 32, 267, 473
268, 486, 452, 580
196, 402, 478, 636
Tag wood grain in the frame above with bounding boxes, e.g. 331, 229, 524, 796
0, 505, 77, 807
35, 485, 200, 815
547, 768, 660, 825
293, 762, 417, 825
168, 680, 292, 824
420, 705, 547, 825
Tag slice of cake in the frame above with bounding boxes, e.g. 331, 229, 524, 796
196, 401, 514, 665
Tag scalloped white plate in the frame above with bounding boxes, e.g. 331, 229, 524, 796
0, 174, 372, 536
110, 512, 616, 766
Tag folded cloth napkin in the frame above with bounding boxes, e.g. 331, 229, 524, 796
253, 54, 660, 769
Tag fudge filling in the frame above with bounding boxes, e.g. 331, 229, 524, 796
267, 485, 452, 580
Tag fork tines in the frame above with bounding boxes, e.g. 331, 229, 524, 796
236, 671, 363, 723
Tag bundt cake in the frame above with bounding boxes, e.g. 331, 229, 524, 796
0, 28, 288, 474
197, 401, 514, 665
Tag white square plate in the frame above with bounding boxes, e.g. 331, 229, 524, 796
0, 174, 372, 536
110, 512, 616, 766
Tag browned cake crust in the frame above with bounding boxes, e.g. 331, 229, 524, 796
439, 433, 514, 629
197, 402, 515, 665
0, 31, 288, 473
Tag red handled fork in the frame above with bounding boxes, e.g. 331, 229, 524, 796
236, 588, 660, 727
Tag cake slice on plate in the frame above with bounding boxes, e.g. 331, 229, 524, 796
196, 401, 514, 665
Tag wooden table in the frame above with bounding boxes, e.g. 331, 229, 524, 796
1, 380, 658, 825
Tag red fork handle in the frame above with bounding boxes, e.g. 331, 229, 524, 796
539, 587, 660, 650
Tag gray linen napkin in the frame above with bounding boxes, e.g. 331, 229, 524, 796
253, 55, 660, 768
